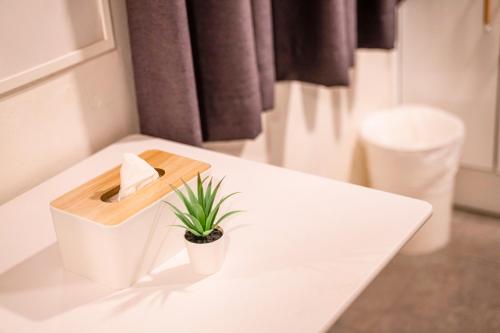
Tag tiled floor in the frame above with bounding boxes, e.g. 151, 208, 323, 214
328, 210, 500, 333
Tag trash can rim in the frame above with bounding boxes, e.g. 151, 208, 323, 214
360, 106, 465, 153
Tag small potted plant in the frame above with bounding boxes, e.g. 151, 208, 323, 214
165, 174, 242, 275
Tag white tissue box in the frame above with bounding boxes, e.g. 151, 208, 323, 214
50, 150, 211, 289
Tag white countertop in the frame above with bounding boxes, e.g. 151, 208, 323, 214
0, 134, 431, 333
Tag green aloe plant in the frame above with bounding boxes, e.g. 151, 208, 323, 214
165, 174, 242, 238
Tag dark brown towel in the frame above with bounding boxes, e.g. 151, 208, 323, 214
186, 0, 264, 141
126, 0, 400, 145
126, 0, 203, 146
272, 0, 355, 86
357, 0, 399, 49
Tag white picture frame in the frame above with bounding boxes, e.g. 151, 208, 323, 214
0, 0, 115, 95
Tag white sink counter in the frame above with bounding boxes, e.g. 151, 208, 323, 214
0, 134, 431, 333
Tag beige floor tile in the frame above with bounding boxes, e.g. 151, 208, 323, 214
328, 210, 500, 333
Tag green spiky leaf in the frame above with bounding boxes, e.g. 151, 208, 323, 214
184, 213, 204, 233
181, 178, 197, 205
202, 229, 213, 237
192, 203, 206, 229
197, 173, 204, 208
167, 175, 241, 239
171, 224, 201, 236
170, 184, 196, 216
174, 212, 195, 230
205, 192, 239, 229
213, 210, 243, 228
204, 178, 213, 212
205, 176, 224, 217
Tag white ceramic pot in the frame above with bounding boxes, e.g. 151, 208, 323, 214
185, 227, 225, 275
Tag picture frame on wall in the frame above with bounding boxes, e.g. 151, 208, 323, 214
0, 0, 115, 96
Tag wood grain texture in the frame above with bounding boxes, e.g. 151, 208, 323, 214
50, 150, 211, 226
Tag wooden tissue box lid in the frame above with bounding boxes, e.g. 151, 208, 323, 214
50, 150, 211, 226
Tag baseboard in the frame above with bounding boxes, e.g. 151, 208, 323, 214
455, 168, 500, 216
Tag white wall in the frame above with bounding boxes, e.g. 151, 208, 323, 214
205, 51, 398, 185
0, 0, 139, 204
399, 0, 500, 170
397, 0, 500, 215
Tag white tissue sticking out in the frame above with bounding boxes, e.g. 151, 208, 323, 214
117, 153, 159, 201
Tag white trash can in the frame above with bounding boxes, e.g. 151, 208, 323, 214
360, 105, 465, 254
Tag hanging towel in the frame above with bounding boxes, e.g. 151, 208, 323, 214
186, 0, 267, 141
357, 0, 400, 49
126, 0, 203, 145
126, 0, 400, 146
272, 0, 356, 86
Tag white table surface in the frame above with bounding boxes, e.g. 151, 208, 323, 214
0, 134, 431, 333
